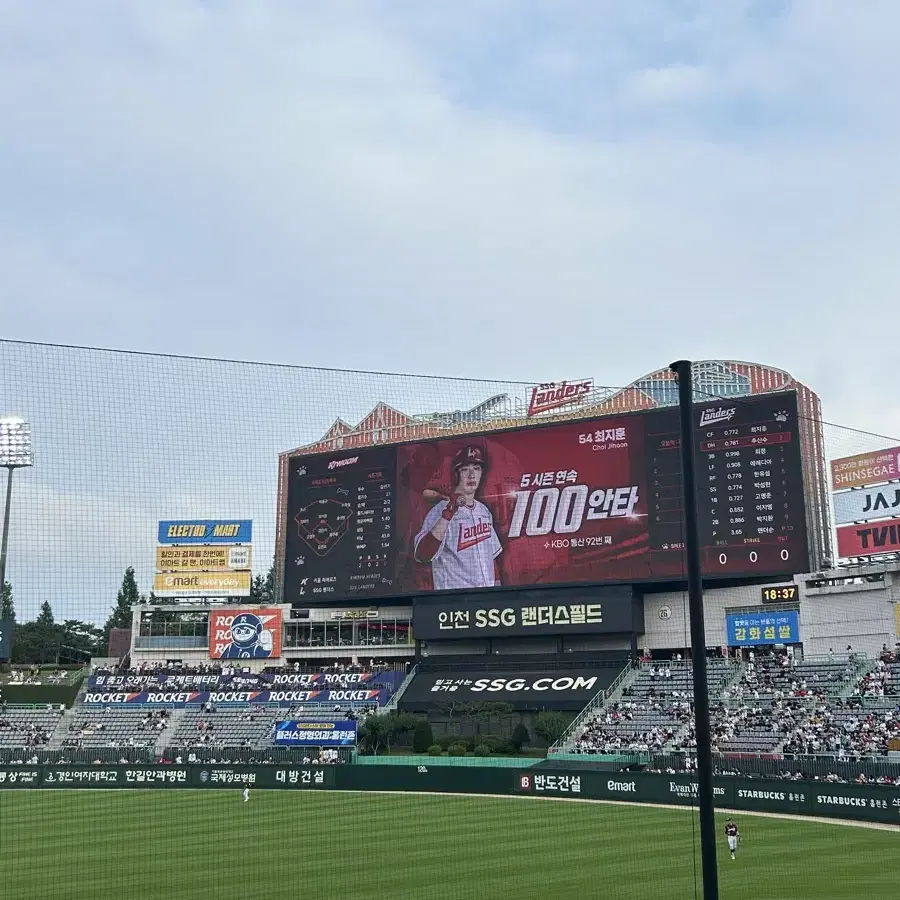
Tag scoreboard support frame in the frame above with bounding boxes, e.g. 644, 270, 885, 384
672, 359, 720, 900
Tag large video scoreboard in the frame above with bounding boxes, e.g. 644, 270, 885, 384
282, 393, 809, 602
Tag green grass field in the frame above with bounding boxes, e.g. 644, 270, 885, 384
0, 791, 896, 900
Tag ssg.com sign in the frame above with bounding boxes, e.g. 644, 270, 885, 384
399, 669, 611, 711
466, 676, 597, 694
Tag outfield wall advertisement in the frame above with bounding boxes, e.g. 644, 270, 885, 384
86, 671, 391, 690
8, 765, 900, 825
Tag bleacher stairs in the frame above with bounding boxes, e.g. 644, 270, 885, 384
154, 708, 186, 754
550, 662, 640, 751
47, 707, 78, 750
378, 665, 418, 715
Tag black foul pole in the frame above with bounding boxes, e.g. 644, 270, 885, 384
670, 360, 719, 900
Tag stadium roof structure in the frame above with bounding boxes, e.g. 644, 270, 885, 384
279, 360, 812, 458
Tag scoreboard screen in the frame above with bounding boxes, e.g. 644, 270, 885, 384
283, 393, 809, 602
646, 393, 806, 578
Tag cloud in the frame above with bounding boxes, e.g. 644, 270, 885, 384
2, 1, 900, 616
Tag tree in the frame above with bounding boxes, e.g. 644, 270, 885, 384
58, 619, 103, 663
250, 561, 276, 604
412, 719, 434, 754
534, 711, 569, 747
358, 716, 390, 755
101, 567, 141, 654
13, 603, 62, 665
0, 581, 15, 622
249, 574, 266, 603
510, 722, 530, 752
358, 712, 419, 755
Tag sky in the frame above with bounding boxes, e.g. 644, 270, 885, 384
1, 1, 899, 622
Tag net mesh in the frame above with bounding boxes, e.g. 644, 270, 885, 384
0, 339, 898, 900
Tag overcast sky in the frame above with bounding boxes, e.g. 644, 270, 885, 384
1, 1, 899, 621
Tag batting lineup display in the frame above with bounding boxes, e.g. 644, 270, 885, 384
282, 393, 809, 602
286, 446, 396, 600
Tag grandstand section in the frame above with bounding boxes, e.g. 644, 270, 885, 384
56, 707, 172, 751
551, 650, 900, 761
0, 707, 63, 749
556, 660, 735, 754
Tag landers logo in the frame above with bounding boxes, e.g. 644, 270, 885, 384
328, 456, 359, 470
458, 520, 492, 552
699, 407, 737, 427
527, 379, 593, 416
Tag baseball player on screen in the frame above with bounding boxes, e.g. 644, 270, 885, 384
414, 445, 502, 590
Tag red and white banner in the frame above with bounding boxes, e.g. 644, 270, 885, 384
836, 522, 900, 558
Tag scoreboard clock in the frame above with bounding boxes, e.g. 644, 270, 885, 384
761, 585, 798, 603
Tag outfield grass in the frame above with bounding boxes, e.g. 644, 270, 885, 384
0, 791, 896, 900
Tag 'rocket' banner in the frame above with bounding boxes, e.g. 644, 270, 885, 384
81, 689, 390, 707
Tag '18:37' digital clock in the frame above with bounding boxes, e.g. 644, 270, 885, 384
761, 585, 798, 603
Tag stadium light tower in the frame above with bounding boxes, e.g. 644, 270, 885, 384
0, 416, 33, 594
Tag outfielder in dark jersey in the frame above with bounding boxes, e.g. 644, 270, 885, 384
724, 820, 740, 859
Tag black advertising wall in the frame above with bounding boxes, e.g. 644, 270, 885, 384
7, 764, 900, 826
412, 586, 642, 641
398, 668, 622, 712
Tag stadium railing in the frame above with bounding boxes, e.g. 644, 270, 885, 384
547, 660, 638, 752
352, 754, 542, 767
650, 750, 900, 782
379, 664, 418, 714
160, 745, 354, 765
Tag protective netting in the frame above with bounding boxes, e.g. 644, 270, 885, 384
0, 340, 898, 900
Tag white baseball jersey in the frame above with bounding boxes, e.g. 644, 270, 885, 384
415, 499, 502, 590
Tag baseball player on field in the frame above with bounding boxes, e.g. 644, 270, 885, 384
414, 445, 502, 590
